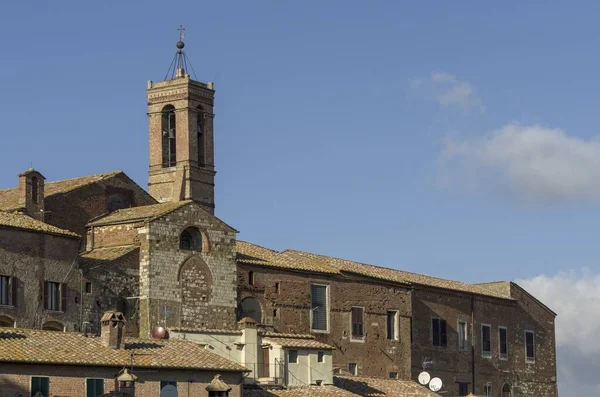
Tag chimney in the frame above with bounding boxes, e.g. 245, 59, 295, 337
100, 311, 126, 349
18, 168, 45, 221
238, 317, 258, 379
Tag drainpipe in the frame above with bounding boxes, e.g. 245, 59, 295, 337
471, 294, 476, 393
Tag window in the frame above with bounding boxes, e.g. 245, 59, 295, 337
108, 194, 126, 212
288, 350, 298, 364
348, 363, 357, 375
44, 281, 65, 312
274, 282, 280, 294
525, 330, 535, 362
311, 284, 328, 332
86, 378, 104, 397
85, 282, 92, 294
502, 383, 512, 397
31, 176, 39, 204
483, 383, 492, 397
0, 315, 15, 327
388, 372, 398, 380
387, 311, 398, 340
197, 107, 205, 165
160, 381, 177, 396
458, 321, 467, 350
273, 308, 278, 318
499, 326, 508, 359
432, 318, 447, 347
351, 307, 364, 340
248, 271, 254, 286
179, 227, 202, 251
317, 351, 324, 363
239, 297, 262, 324
0, 275, 12, 306
31, 376, 49, 397
481, 324, 491, 358
458, 382, 469, 396
161, 105, 177, 167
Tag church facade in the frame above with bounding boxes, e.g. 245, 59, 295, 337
0, 45, 557, 397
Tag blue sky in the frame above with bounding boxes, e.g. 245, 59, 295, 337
1, 2, 599, 395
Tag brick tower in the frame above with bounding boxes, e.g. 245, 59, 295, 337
147, 36, 216, 213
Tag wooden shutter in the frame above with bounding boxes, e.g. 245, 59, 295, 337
61, 283, 67, 312
9, 277, 17, 307
42, 281, 48, 310
440, 319, 447, 347
432, 318, 440, 346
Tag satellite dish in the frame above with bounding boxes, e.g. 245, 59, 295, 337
418, 371, 431, 386
429, 377, 443, 392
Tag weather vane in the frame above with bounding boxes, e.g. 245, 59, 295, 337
178, 25, 186, 41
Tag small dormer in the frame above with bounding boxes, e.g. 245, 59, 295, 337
18, 168, 45, 221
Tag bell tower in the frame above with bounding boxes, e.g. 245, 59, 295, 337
147, 31, 216, 213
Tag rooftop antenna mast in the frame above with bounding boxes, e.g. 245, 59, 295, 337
164, 25, 198, 80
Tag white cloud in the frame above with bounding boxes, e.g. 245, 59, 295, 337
412, 72, 484, 112
518, 270, 600, 397
441, 123, 600, 203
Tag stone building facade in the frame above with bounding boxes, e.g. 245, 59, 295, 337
0, 42, 557, 397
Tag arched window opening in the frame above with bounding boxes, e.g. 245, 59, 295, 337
502, 384, 511, 397
31, 176, 39, 204
108, 194, 126, 212
238, 297, 262, 324
180, 227, 202, 251
197, 106, 205, 166
0, 315, 15, 328
161, 105, 177, 167
42, 321, 64, 332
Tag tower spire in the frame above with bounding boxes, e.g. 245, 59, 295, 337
164, 25, 197, 80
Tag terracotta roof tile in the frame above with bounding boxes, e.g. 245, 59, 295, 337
80, 246, 138, 262
334, 376, 440, 396
244, 385, 359, 397
236, 241, 512, 300
0, 171, 123, 211
87, 201, 191, 226
0, 212, 79, 238
263, 337, 334, 350
169, 327, 243, 335
0, 327, 246, 372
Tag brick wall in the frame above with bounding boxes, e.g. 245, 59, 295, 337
0, 363, 243, 397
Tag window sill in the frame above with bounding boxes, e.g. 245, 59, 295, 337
526, 359, 536, 364
0, 304, 15, 309
44, 310, 65, 314
499, 355, 508, 361
350, 337, 365, 343
481, 353, 492, 359
311, 329, 330, 334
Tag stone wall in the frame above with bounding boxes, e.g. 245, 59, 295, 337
0, 227, 81, 331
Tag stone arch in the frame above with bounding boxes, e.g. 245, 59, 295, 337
238, 297, 263, 324
179, 226, 211, 252
502, 383, 512, 397
42, 320, 64, 331
0, 315, 15, 328
178, 255, 213, 327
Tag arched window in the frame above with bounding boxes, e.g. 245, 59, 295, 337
0, 315, 15, 328
162, 105, 177, 167
238, 297, 262, 324
42, 321, 64, 332
502, 384, 511, 397
108, 194, 126, 212
31, 176, 39, 204
197, 106, 205, 166
180, 227, 202, 251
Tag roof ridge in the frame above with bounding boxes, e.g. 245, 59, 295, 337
237, 240, 280, 254
44, 170, 123, 185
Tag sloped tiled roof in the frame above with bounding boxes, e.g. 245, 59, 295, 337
244, 377, 438, 396
334, 376, 440, 396
263, 336, 334, 350
80, 246, 138, 262
236, 241, 512, 300
0, 211, 79, 238
0, 327, 246, 372
87, 201, 191, 226
0, 171, 123, 211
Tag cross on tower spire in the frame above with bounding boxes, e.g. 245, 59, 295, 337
178, 25, 186, 41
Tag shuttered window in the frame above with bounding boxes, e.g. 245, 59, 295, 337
311, 284, 328, 331
86, 379, 104, 397
499, 327, 508, 359
387, 311, 398, 340
0, 275, 9, 306
43, 282, 66, 312
351, 307, 364, 339
432, 318, 447, 347
31, 376, 49, 397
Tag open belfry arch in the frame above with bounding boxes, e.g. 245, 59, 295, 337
146, 32, 216, 214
